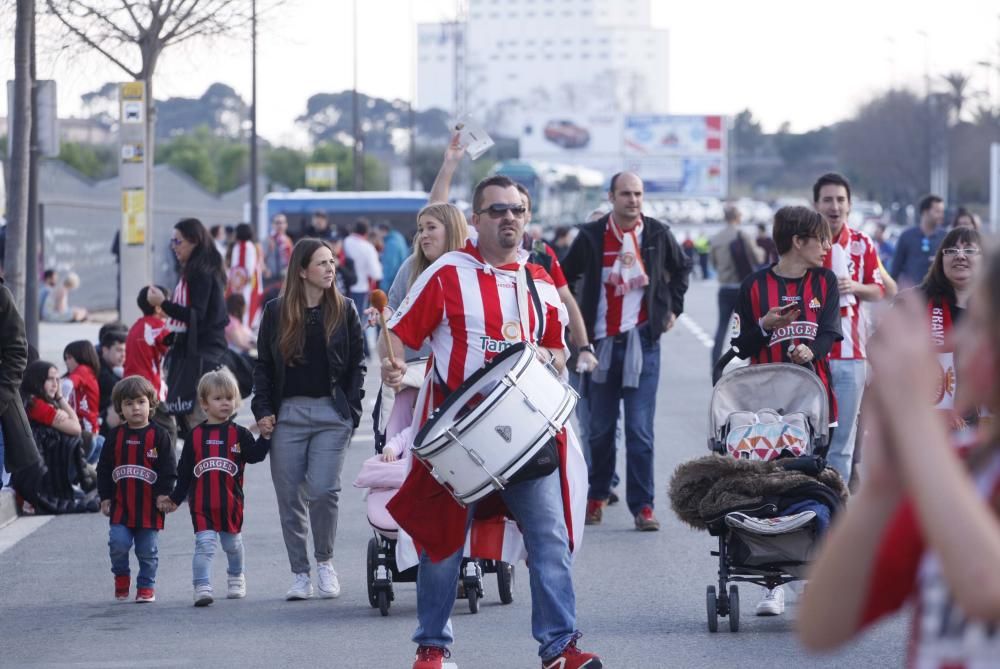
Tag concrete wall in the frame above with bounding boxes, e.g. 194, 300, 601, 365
39, 161, 247, 312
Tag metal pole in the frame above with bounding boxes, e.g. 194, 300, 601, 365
25, 13, 39, 347
352, 0, 362, 190
249, 0, 259, 232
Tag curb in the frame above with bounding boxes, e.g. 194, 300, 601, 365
0, 489, 18, 530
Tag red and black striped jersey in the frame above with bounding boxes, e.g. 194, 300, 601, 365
731, 266, 843, 423
170, 421, 269, 533
97, 423, 177, 530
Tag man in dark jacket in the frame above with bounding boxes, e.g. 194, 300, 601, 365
561, 172, 691, 531
0, 277, 52, 511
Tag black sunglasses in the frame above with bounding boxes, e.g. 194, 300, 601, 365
475, 203, 527, 218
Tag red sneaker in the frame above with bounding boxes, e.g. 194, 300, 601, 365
542, 637, 602, 669
412, 645, 450, 669
634, 506, 660, 531
585, 499, 604, 525
114, 575, 130, 601
135, 587, 156, 603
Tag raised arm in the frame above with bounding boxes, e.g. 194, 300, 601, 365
428, 132, 466, 204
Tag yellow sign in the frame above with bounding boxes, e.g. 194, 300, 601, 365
305, 163, 338, 189
122, 188, 146, 245
120, 81, 145, 100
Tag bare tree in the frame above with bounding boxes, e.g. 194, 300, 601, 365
46, 0, 254, 161
4, 0, 34, 310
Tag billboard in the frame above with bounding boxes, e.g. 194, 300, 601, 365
520, 113, 621, 157
623, 115, 727, 197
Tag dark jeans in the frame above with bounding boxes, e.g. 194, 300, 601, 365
587, 330, 660, 515
711, 285, 741, 375
348, 291, 370, 357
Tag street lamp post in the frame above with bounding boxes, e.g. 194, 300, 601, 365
249, 0, 259, 233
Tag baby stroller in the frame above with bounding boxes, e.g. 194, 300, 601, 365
669, 352, 847, 633
357, 373, 515, 617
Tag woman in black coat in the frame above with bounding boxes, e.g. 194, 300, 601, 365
147, 218, 228, 433
252, 238, 365, 600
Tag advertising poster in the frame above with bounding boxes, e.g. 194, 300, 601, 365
520, 113, 621, 157
122, 188, 146, 245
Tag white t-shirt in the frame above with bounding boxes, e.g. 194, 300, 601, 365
343, 234, 383, 293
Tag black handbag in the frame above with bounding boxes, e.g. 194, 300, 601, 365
164, 311, 216, 416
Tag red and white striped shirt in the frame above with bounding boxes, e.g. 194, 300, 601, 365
823, 224, 885, 360
387, 242, 567, 392
595, 219, 648, 340
167, 277, 188, 333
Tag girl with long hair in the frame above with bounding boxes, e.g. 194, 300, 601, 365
252, 238, 365, 601
146, 218, 229, 432
63, 339, 101, 437
798, 244, 1000, 665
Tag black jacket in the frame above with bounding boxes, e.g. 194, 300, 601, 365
160, 267, 228, 363
561, 214, 692, 341
0, 281, 42, 473
251, 297, 366, 428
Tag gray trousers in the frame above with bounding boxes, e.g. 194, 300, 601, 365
270, 396, 353, 575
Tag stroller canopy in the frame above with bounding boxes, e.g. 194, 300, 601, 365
709, 363, 829, 443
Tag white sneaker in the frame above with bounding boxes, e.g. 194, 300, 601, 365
193, 585, 214, 607
286, 573, 313, 601
227, 574, 246, 599
316, 561, 341, 599
755, 586, 785, 616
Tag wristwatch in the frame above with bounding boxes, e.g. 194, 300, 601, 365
580, 344, 596, 355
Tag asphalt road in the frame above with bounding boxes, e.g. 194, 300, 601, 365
0, 279, 907, 668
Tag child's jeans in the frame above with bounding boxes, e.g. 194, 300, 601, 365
193, 530, 244, 587
109, 524, 159, 588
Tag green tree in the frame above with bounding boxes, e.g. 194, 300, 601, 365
264, 146, 308, 189
156, 127, 218, 192
58, 141, 116, 179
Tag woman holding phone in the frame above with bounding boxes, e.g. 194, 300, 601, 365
729, 206, 843, 617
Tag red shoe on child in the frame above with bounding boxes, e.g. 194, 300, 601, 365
114, 575, 130, 601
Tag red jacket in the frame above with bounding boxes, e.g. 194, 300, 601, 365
66, 364, 100, 434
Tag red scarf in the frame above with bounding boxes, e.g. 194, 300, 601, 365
928, 298, 955, 352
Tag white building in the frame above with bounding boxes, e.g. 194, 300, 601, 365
416, 0, 669, 126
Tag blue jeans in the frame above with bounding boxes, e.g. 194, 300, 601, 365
86, 434, 104, 465
108, 524, 159, 588
413, 470, 577, 660
587, 331, 661, 515
827, 359, 867, 482
193, 530, 244, 587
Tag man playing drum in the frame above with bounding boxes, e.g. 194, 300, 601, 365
380, 175, 603, 669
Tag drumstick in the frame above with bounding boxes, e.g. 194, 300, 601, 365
370, 290, 396, 367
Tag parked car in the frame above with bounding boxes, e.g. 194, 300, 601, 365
543, 120, 591, 149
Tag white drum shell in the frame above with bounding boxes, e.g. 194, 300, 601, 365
413, 345, 576, 505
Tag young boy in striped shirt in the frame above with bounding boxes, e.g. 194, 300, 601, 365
98, 376, 177, 603
162, 370, 269, 606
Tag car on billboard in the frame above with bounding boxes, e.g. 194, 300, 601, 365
543, 120, 590, 149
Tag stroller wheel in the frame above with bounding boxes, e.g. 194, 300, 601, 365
728, 585, 740, 632
467, 584, 480, 614
377, 589, 390, 616
497, 562, 514, 604
366, 537, 379, 609
706, 586, 719, 633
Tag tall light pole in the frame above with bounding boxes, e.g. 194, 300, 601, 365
352, 0, 362, 190
249, 0, 259, 232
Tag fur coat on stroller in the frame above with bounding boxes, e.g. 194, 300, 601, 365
669, 454, 849, 531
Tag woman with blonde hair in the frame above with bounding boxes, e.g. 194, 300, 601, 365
252, 238, 365, 601
798, 244, 1000, 665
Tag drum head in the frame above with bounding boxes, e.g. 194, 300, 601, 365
415, 343, 532, 448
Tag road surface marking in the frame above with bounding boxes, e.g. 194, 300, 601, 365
678, 313, 714, 349
0, 516, 54, 556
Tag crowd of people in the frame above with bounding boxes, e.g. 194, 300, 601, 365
0, 132, 998, 669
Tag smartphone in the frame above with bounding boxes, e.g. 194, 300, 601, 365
778, 301, 799, 314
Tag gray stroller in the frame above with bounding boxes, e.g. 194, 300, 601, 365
670, 353, 846, 633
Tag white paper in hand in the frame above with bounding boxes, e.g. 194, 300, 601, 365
455, 115, 494, 160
